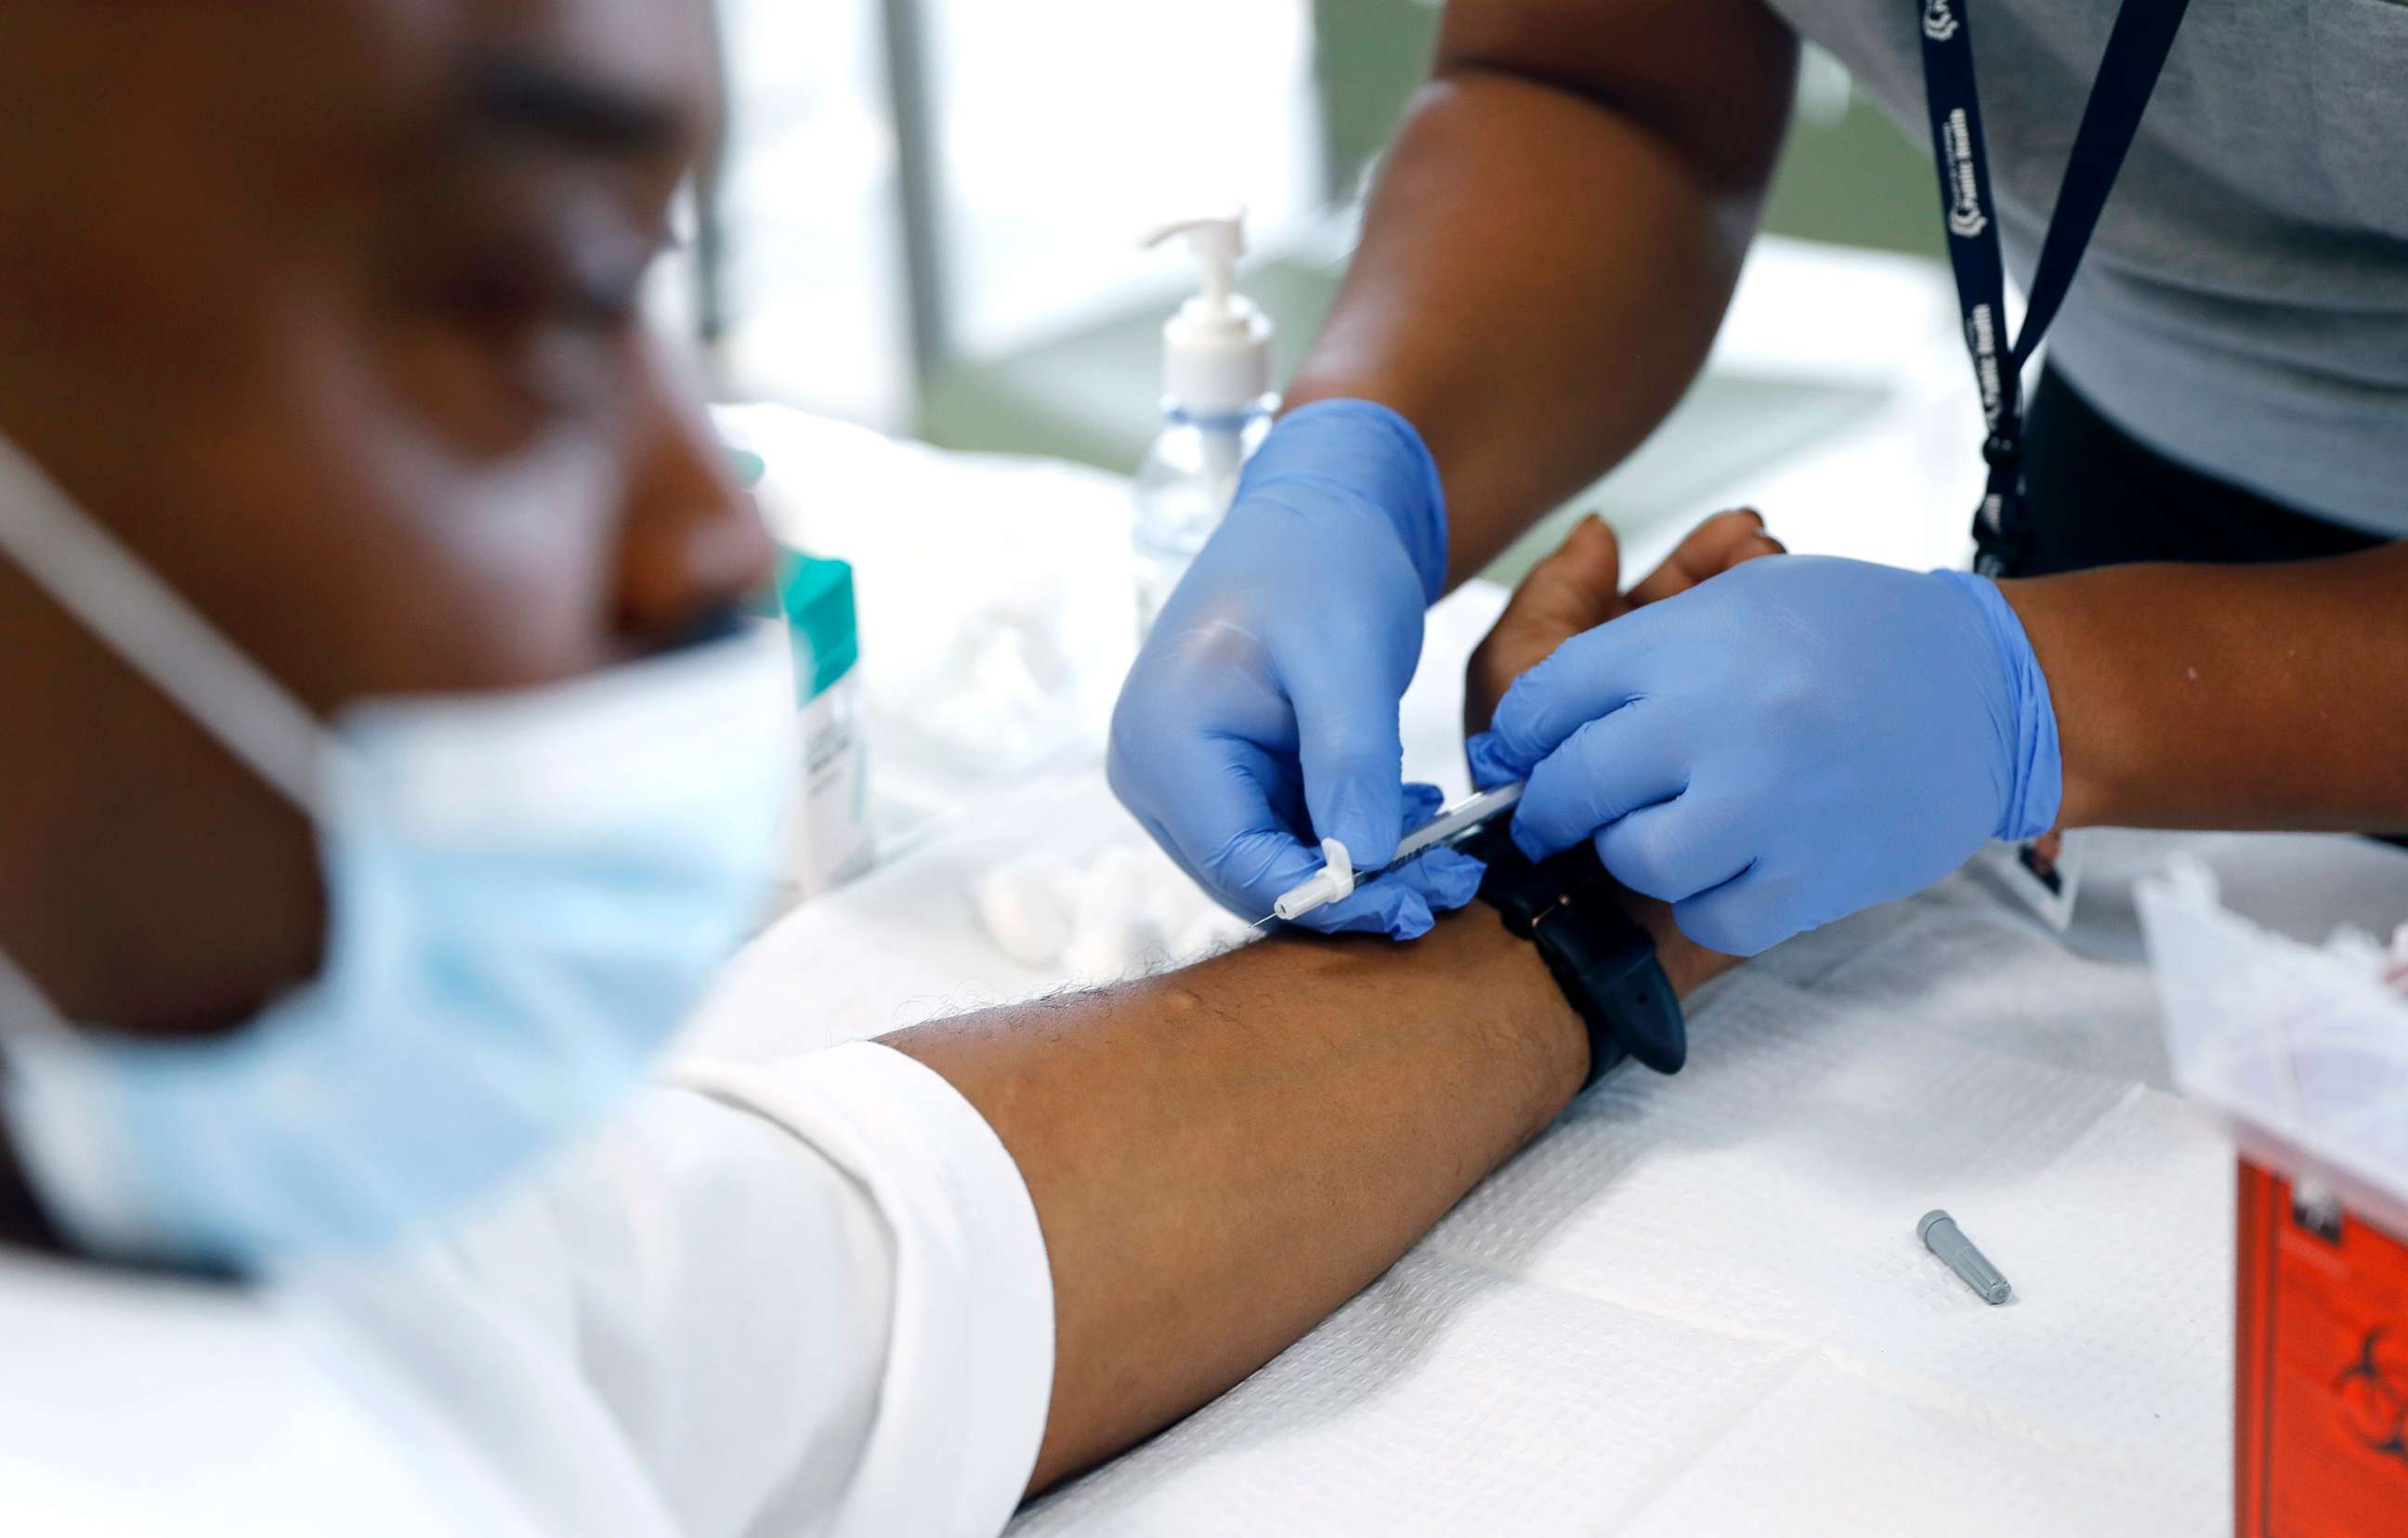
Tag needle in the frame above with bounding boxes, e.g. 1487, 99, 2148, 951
1250, 783, 1526, 930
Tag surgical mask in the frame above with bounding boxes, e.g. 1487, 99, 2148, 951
0, 431, 796, 1271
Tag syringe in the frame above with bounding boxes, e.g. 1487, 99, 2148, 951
1259, 782, 1526, 927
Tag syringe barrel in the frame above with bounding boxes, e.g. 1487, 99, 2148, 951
1387, 783, 1526, 867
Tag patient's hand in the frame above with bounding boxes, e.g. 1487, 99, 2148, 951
1467, 510, 1783, 735
1466, 511, 1784, 994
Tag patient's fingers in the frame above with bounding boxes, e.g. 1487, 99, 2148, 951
1466, 511, 1785, 737
1512, 514, 1626, 632
1467, 515, 1629, 734
1625, 509, 1786, 609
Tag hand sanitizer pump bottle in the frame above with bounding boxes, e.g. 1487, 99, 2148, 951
1132, 210, 1277, 639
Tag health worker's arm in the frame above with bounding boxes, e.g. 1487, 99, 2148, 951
1465, 534, 2408, 970
1105, 0, 1799, 937
1291, 0, 1799, 587
2003, 546, 2408, 832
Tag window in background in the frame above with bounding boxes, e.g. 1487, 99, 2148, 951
921, 0, 1326, 366
711, 0, 914, 430
701, 0, 1328, 437
913, 0, 1388, 469
695, 0, 1942, 476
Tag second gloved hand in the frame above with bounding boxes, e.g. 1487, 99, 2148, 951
1468, 556, 2063, 956
1109, 399, 1474, 938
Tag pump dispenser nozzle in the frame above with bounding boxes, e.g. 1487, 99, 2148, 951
1141, 209, 1276, 417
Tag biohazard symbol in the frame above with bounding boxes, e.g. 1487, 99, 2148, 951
2335, 1325, 2408, 1468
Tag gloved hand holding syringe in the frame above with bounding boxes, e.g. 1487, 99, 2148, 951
1259, 783, 1525, 928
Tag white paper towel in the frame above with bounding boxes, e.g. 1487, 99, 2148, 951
681, 768, 2408, 1535
1006, 926, 2238, 1537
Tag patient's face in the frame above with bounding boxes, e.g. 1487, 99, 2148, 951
0, 0, 767, 1034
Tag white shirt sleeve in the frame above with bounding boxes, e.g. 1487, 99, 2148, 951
420, 1041, 1054, 1538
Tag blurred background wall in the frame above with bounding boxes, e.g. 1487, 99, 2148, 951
694, 0, 1943, 478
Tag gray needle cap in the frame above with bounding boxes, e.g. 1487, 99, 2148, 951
1920, 1209, 2012, 1305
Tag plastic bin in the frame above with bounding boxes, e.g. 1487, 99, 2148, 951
2140, 861, 2408, 1537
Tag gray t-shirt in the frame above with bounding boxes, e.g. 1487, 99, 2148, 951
1769, 0, 2408, 535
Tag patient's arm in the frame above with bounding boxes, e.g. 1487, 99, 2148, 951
889, 914, 1602, 1491
886, 514, 1772, 1493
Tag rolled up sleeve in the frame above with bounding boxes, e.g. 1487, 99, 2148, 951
428, 1041, 1054, 1538
670, 1043, 1054, 1538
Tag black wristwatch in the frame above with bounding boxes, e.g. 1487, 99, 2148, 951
1461, 822, 1686, 1087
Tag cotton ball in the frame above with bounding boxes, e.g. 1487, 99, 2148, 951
1061, 912, 1171, 983
1062, 849, 1171, 982
973, 854, 1081, 968
1082, 836, 1255, 963
1174, 910, 1254, 962
1082, 846, 1160, 920
1071, 841, 1262, 965
1081, 839, 1235, 947
1125, 841, 1224, 938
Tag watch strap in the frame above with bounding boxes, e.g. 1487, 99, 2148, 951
1464, 821, 1687, 1085
1532, 898, 1687, 1079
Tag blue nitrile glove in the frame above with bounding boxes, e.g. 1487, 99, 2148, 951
1109, 398, 1484, 938
1468, 557, 2062, 957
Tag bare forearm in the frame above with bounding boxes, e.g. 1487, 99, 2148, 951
1288, 1, 1797, 587
885, 503, 1774, 1492
883, 908, 1590, 1492
2003, 543, 2408, 832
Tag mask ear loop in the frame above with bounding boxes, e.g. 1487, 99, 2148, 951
0, 439, 339, 1245
0, 918, 163, 1260
0, 945, 72, 1042
0, 433, 342, 818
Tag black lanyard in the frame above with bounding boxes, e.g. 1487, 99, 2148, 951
1917, 0, 2192, 575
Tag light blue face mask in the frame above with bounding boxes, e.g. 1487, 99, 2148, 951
0, 432, 797, 1271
